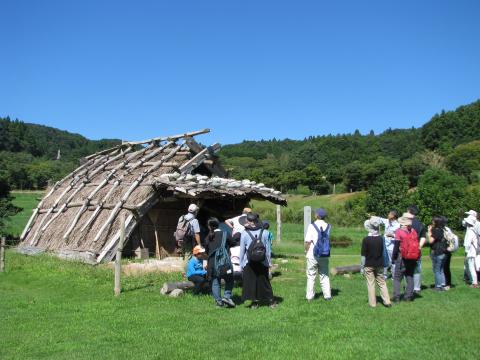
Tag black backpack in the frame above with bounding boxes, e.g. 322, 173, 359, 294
246, 229, 266, 263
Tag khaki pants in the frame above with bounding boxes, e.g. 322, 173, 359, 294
364, 266, 391, 307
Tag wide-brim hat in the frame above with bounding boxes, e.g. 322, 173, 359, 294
364, 216, 382, 232
464, 216, 476, 226
465, 210, 478, 218
402, 212, 415, 220
398, 216, 412, 226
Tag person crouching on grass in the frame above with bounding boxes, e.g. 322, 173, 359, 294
304, 208, 332, 302
186, 245, 209, 294
361, 217, 392, 308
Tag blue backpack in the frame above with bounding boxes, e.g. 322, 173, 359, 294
213, 232, 233, 277
312, 223, 331, 258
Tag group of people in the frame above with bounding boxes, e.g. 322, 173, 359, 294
179, 205, 277, 309
176, 202, 480, 309
359, 206, 480, 307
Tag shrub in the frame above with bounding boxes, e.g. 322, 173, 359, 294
412, 168, 468, 229
365, 170, 409, 217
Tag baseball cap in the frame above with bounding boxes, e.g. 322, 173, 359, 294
315, 208, 327, 218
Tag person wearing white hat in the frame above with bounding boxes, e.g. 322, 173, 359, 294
463, 216, 479, 288
406, 206, 426, 294
465, 210, 478, 218
392, 215, 420, 302
361, 217, 392, 308
175, 204, 201, 258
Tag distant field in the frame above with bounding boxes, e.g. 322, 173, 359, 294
5, 191, 44, 237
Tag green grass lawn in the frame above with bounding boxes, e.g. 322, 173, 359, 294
5, 191, 44, 237
1, 192, 479, 359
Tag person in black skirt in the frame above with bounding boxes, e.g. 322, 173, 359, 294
239, 213, 276, 309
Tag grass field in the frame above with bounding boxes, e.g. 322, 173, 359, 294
1, 192, 479, 359
5, 191, 44, 237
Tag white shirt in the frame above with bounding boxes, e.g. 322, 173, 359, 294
464, 228, 479, 258
226, 215, 245, 235
304, 220, 329, 259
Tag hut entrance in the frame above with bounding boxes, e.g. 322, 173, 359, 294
125, 196, 250, 259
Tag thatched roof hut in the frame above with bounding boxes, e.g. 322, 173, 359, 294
18, 129, 286, 264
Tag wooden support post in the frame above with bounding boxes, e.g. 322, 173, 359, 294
148, 210, 161, 259
114, 215, 126, 296
276, 205, 282, 243
304, 206, 312, 241
0, 237, 5, 273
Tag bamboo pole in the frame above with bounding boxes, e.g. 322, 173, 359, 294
0, 237, 5, 272
114, 215, 126, 296
276, 205, 282, 243
80, 142, 165, 234
26, 153, 112, 244
93, 144, 182, 243
124, 128, 210, 146
304, 206, 312, 241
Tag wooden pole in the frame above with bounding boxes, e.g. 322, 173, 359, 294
114, 215, 126, 296
304, 206, 312, 241
276, 205, 282, 243
0, 237, 5, 273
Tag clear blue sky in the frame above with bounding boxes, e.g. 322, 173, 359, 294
1, 0, 479, 145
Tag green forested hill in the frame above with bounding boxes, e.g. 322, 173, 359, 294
220, 100, 480, 193
0, 118, 120, 189
1, 99, 480, 193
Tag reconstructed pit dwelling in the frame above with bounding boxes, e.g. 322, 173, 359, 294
18, 129, 286, 264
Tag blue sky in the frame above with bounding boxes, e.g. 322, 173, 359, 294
1, 0, 479, 145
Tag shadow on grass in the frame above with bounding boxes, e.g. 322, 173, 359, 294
273, 253, 301, 259
313, 288, 341, 299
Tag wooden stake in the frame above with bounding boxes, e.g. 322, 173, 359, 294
147, 210, 161, 259
114, 215, 126, 296
0, 237, 5, 272
304, 206, 312, 241
276, 205, 282, 243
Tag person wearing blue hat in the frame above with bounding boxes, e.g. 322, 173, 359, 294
304, 208, 332, 301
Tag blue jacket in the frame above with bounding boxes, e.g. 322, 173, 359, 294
239, 228, 272, 268
186, 257, 207, 278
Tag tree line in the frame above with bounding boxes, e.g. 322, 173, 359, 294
1, 100, 480, 234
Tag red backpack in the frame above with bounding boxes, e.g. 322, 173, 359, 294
398, 228, 421, 260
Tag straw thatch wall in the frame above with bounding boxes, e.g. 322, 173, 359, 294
18, 129, 286, 264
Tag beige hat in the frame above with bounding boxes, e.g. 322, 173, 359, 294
188, 204, 199, 213
192, 245, 206, 255
403, 212, 415, 220
398, 216, 412, 226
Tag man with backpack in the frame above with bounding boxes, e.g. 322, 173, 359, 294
304, 208, 332, 302
392, 215, 421, 302
239, 212, 276, 309
174, 204, 201, 258
205, 217, 236, 308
